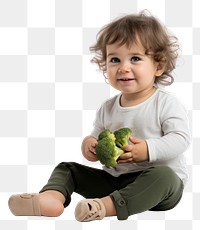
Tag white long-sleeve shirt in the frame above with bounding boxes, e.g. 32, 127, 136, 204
91, 88, 191, 185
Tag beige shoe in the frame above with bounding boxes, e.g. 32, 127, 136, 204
8, 193, 41, 216
75, 199, 106, 222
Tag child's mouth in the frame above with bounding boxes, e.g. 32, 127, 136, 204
119, 78, 135, 81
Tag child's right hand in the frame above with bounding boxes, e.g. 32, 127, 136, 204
82, 136, 98, 162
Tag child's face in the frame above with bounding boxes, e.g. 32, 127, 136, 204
106, 41, 163, 97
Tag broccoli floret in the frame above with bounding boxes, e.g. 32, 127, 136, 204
98, 129, 115, 141
95, 128, 133, 167
95, 137, 124, 167
114, 127, 133, 148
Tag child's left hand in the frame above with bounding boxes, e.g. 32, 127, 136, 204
117, 137, 149, 163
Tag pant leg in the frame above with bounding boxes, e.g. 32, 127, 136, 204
110, 166, 184, 220
39, 162, 119, 207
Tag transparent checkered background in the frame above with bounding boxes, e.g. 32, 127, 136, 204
0, 0, 199, 229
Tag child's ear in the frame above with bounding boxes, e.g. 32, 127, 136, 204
155, 60, 166, 77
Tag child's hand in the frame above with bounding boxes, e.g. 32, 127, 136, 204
117, 137, 149, 163
82, 137, 98, 162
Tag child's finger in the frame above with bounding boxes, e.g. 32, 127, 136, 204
118, 152, 132, 160
129, 136, 141, 143
122, 144, 133, 152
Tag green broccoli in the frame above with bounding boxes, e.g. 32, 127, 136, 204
98, 129, 115, 141
95, 136, 124, 167
95, 127, 133, 167
114, 127, 133, 148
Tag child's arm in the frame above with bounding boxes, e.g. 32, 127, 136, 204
146, 99, 191, 163
81, 136, 98, 162
118, 98, 191, 164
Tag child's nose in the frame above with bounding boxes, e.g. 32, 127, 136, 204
118, 62, 132, 73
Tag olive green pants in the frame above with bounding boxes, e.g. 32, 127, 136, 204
40, 162, 184, 220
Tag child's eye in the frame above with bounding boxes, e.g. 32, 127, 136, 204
131, 56, 141, 62
110, 57, 120, 63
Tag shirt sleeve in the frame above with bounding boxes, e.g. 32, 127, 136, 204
146, 96, 191, 163
90, 105, 105, 139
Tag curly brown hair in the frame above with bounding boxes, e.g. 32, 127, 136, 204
90, 11, 180, 86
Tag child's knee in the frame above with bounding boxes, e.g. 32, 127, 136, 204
150, 166, 182, 188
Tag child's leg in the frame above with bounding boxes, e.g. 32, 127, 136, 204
9, 162, 119, 217
109, 166, 184, 220
75, 166, 184, 221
